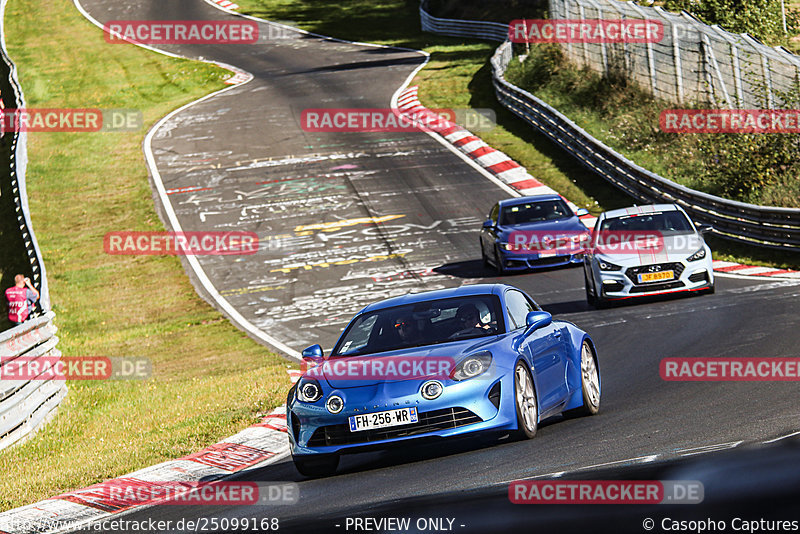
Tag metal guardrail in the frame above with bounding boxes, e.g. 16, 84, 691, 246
419, 4, 508, 41
420, 3, 800, 249
0, 312, 66, 451
0, 0, 63, 451
0, 0, 51, 311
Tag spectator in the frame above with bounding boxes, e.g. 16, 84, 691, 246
6, 274, 39, 326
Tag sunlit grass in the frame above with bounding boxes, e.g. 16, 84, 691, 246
0, 0, 290, 510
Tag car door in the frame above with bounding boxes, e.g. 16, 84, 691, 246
506, 289, 568, 414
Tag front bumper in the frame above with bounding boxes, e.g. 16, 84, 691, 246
288, 373, 516, 456
594, 260, 714, 299
498, 250, 583, 271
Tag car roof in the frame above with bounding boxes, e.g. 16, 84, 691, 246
498, 194, 563, 208
360, 284, 513, 314
601, 203, 680, 220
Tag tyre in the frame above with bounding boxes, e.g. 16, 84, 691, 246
704, 283, 715, 295
584, 270, 597, 307
513, 361, 538, 439
494, 246, 506, 275
292, 453, 339, 477
564, 340, 601, 417
481, 240, 490, 268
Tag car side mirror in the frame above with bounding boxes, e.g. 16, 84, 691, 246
482, 219, 494, 229
696, 224, 713, 235
302, 344, 324, 362
523, 311, 552, 337
512, 311, 553, 351
575, 208, 589, 216
301, 344, 324, 374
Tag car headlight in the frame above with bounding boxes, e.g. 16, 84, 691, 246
598, 260, 623, 271
501, 242, 515, 251
452, 352, 493, 381
421, 380, 443, 400
326, 395, 344, 414
687, 247, 706, 262
297, 378, 323, 403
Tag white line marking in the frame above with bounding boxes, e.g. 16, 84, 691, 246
763, 430, 800, 444
74, 0, 299, 360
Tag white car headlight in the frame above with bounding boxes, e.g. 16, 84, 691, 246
297, 378, 323, 403
598, 259, 623, 271
687, 247, 706, 262
452, 352, 493, 381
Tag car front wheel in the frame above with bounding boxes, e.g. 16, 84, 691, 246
513, 361, 538, 439
584, 269, 597, 307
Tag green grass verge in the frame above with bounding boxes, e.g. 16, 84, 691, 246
234, 0, 799, 269
0, 0, 291, 510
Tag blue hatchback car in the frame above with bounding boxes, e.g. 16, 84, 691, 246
480, 195, 590, 273
287, 284, 601, 477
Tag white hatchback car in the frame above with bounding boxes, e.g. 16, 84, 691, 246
583, 204, 714, 307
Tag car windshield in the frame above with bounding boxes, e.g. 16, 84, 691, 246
332, 295, 505, 356
600, 211, 695, 234
499, 199, 572, 225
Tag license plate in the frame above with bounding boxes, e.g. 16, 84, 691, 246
638, 270, 674, 283
348, 407, 418, 432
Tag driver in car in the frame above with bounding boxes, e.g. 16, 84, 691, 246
452, 304, 491, 337
394, 315, 420, 346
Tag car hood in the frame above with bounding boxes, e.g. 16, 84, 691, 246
318, 337, 499, 389
594, 234, 705, 265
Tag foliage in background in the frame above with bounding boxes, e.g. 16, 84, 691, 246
659, 0, 800, 46
506, 44, 800, 208
426, 0, 547, 22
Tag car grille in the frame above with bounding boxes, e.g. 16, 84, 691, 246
307, 407, 483, 447
625, 262, 685, 285
629, 281, 685, 293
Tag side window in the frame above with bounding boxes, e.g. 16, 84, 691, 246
489, 204, 499, 224
506, 290, 535, 329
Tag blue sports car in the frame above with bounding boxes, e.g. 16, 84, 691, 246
479, 194, 590, 273
287, 284, 601, 477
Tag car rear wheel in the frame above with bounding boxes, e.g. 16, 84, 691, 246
292, 453, 339, 478
565, 340, 601, 417
513, 361, 538, 439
